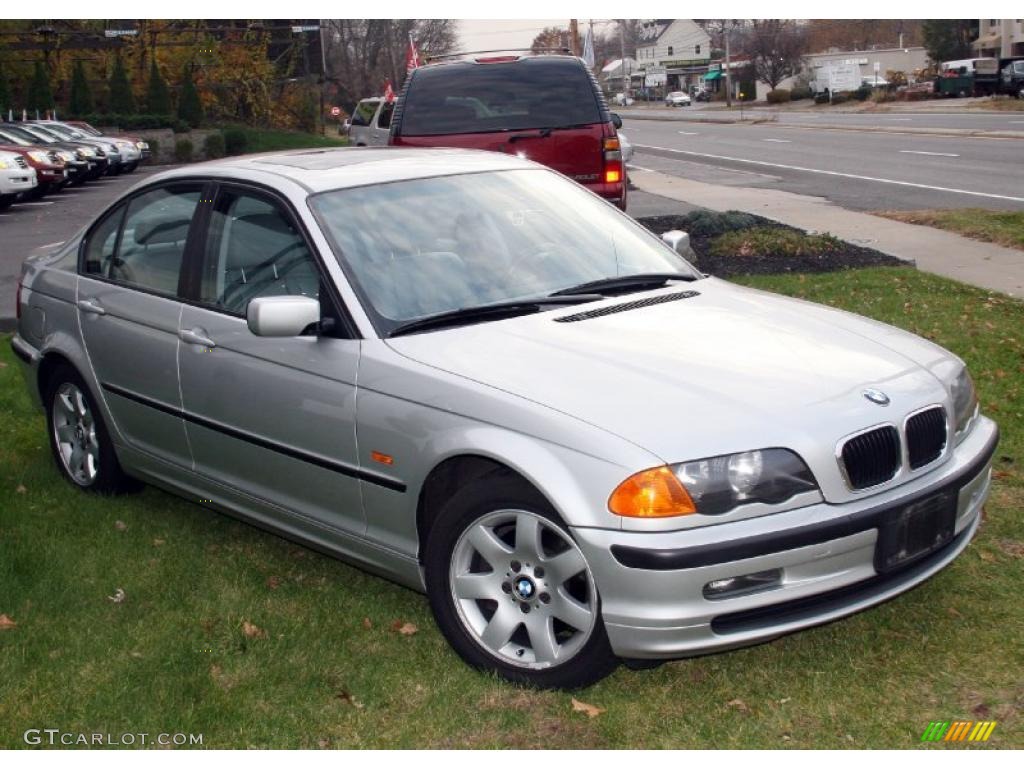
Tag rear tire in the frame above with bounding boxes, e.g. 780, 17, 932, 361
44, 364, 137, 494
424, 471, 618, 689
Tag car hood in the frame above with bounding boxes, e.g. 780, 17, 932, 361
387, 279, 958, 497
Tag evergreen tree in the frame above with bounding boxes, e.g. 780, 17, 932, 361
108, 55, 136, 114
177, 65, 203, 127
26, 61, 55, 116
0, 65, 10, 116
69, 60, 94, 116
145, 59, 172, 115
922, 20, 974, 64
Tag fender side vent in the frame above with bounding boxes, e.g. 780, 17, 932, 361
554, 290, 700, 323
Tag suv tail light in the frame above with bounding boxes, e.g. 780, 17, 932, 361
603, 136, 623, 184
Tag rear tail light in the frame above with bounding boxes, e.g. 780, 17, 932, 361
603, 137, 623, 184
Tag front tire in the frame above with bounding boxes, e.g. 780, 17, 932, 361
424, 472, 618, 689
44, 364, 136, 494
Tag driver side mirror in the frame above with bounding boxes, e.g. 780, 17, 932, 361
247, 295, 321, 337
610, 112, 623, 129
661, 230, 695, 258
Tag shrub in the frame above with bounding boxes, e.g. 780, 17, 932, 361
69, 60, 93, 116
204, 132, 225, 159
830, 92, 850, 105
171, 119, 190, 134
766, 88, 791, 104
145, 61, 172, 116
223, 127, 249, 156
174, 138, 193, 163
853, 85, 872, 101
871, 90, 896, 103
26, 61, 54, 115
790, 85, 812, 101
675, 209, 762, 238
145, 137, 159, 162
708, 227, 844, 259
177, 66, 203, 128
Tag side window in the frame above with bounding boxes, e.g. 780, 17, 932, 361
82, 204, 126, 276
377, 101, 395, 129
111, 186, 201, 295
351, 100, 378, 127
199, 189, 320, 316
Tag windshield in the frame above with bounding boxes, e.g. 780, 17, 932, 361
310, 169, 700, 335
0, 129, 31, 146
399, 59, 603, 136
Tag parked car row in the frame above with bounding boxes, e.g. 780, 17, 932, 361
0, 120, 149, 212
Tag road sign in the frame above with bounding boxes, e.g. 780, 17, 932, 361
330, 106, 341, 117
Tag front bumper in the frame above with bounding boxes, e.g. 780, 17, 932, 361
573, 416, 999, 659
0, 167, 38, 195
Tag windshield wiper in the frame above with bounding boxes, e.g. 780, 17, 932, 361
388, 295, 603, 338
550, 272, 697, 297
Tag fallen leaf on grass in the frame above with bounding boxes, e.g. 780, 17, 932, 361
390, 620, 418, 635
978, 550, 996, 562
362, 618, 372, 629
335, 690, 365, 709
242, 620, 267, 639
997, 539, 1024, 558
317, 739, 330, 749
108, 588, 126, 604
266, 576, 281, 590
571, 697, 605, 718
727, 698, 750, 713
0, 614, 17, 630
114, 520, 127, 531
777, 697, 791, 704
153, 538, 166, 546
16, 484, 26, 494
948, 606, 963, 618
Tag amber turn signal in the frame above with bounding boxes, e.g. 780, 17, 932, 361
608, 466, 697, 518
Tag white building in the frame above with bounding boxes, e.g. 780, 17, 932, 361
974, 19, 1024, 58
635, 20, 712, 92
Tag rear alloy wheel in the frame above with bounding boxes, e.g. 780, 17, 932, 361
425, 474, 618, 688
45, 364, 136, 494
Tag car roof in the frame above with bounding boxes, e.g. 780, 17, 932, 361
149, 147, 540, 194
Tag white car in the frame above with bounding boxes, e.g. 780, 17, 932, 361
613, 92, 634, 106
618, 131, 634, 164
0, 150, 38, 209
12, 148, 998, 689
665, 91, 692, 107
346, 97, 395, 147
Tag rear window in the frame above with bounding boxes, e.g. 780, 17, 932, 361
398, 58, 603, 136
351, 100, 379, 127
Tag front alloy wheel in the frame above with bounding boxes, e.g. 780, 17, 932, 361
425, 472, 618, 688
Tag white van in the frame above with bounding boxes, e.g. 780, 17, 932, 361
345, 98, 395, 147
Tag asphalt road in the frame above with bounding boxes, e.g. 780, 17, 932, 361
623, 103, 1024, 133
0, 166, 161, 330
623, 117, 1024, 212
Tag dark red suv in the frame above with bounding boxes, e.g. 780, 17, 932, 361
389, 54, 626, 209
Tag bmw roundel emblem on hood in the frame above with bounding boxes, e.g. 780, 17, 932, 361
862, 388, 891, 406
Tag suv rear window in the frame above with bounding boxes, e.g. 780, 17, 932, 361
398, 58, 603, 136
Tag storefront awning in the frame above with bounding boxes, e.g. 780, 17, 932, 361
703, 70, 722, 81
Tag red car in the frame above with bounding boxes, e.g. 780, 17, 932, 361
389, 53, 627, 209
0, 142, 68, 198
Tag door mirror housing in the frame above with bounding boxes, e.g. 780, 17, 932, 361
610, 112, 623, 129
661, 230, 695, 258
247, 296, 321, 337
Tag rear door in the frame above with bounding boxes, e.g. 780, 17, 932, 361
77, 182, 205, 466
392, 58, 608, 185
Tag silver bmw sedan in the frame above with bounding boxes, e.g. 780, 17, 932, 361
11, 148, 998, 689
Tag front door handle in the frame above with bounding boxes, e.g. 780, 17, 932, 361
77, 298, 106, 315
180, 327, 216, 348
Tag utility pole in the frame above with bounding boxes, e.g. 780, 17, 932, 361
620, 20, 629, 97
724, 20, 732, 108
319, 20, 328, 135
569, 19, 580, 56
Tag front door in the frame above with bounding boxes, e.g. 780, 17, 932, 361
176, 184, 366, 537
77, 183, 203, 466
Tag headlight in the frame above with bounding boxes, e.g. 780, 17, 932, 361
950, 366, 978, 437
136, 141, 148, 149
58, 150, 75, 162
0, 158, 9, 169
28, 150, 50, 163
609, 448, 818, 518
79, 147, 95, 157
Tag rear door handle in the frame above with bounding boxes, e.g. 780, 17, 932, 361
180, 327, 216, 348
77, 298, 106, 315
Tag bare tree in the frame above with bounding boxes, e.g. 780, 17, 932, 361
325, 19, 457, 110
747, 19, 806, 91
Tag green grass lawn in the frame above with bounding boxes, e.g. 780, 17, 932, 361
236, 128, 349, 154
875, 209, 1024, 252
1, 266, 1021, 748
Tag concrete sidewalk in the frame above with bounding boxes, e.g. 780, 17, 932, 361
630, 168, 1024, 298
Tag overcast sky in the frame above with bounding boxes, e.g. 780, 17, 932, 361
456, 19, 619, 53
